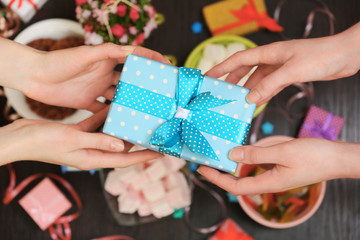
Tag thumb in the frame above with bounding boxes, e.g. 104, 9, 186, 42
230, 143, 288, 166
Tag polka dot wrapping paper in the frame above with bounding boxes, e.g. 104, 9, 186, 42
298, 105, 344, 140
103, 54, 256, 173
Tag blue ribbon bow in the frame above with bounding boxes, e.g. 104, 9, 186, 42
149, 67, 235, 160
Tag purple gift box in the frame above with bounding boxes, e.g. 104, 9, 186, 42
298, 105, 344, 140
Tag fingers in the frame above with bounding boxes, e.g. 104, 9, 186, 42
246, 66, 294, 104
86, 101, 107, 113
77, 43, 170, 66
206, 42, 287, 79
75, 149, 163, 169
243, 65, 278, 89
104, 86, 116, 101
112, 71, 121, 85
229, 143, 289, 166
133, 46, 171, 64
76, 131, 125, 152
223, 66, 253, 84
76, 106, 109, 132
197, 166, 282, 195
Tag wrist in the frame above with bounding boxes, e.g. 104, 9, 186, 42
0, 38, 43, 94
0, 122, 28, 165
335, 23, 360, 75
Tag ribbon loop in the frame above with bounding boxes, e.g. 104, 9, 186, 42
150, 67, 236, 161
176, 67, 202, 107
186, 91, 234, 111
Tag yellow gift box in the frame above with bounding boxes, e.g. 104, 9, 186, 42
203, 0, 283, 36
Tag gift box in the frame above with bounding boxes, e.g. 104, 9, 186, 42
203, 0, 282, 36
2, 0, 48, 23
19, 178, 72, 230
103, 54, 256, 173
298, 105, 344, 140
208, 218, 254, 240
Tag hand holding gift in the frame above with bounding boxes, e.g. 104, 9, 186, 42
0, 39, 167, 167
198, 22, 360, 195
206, 22, 360, 106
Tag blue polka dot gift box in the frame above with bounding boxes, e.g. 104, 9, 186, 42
103, 54, 256, 173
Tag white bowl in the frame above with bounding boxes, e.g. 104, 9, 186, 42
4, 18, 94, 124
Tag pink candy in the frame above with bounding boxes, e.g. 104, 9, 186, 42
118, 190, 141, 214
162, 156, 186, 172
166, 188, 191, 209
142, 181, 166, 202
144, 159, 167, 182
104, 146, 192, 219
104, 170, 127, 196
151, 197, 174, 219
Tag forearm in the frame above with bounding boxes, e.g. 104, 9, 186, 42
0, 37, 42, 92
0, 122, 26, 166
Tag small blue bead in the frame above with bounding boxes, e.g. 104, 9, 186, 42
261, 121, 275, 135
187, 162, 199, 172
191, 21, 203, 34
226, 192, 238, 203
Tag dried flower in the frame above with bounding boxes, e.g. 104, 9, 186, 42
111, 24, 125, 38
76, 0, 158, 46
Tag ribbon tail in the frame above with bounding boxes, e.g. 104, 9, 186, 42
181, 120, 219, 161
158, 139, 184, 158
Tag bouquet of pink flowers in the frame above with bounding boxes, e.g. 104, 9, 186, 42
75, 0, 157, 45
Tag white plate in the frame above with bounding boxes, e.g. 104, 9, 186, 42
4, 18, 94, 124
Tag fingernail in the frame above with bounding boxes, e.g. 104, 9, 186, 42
121, 46, 136, 51
111, 141, 124, 151
246, 89, 261, 104
229, 148, 244, 162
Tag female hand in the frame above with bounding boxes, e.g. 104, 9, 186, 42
0, 106, 162, 168
206, 22, 360, 106
0, 38, 169, 113
197, 138, 360, 195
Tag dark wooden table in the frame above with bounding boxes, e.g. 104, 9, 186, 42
1, 0, 360, 239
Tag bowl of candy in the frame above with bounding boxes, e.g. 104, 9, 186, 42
237, 136, 326, 229
99, 145, 193, 226
184, 35, 265, 118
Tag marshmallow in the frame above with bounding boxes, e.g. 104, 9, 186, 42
129, 173, 151, 191
151, 197, 174, 219
163, 172, 188, 192
225, 42, 246, 59
118, 190, 141, 214
145, 159, 167, 182
142, 181, 166, 202
104, 170, 126, 196
166, 187, 191, 209
162, 156, 186, 173
138, 199, 152, 217
203, 44, 227, 63
115, 166, 142, 186
197, 58, 215, 74
238, 66, 257, 86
